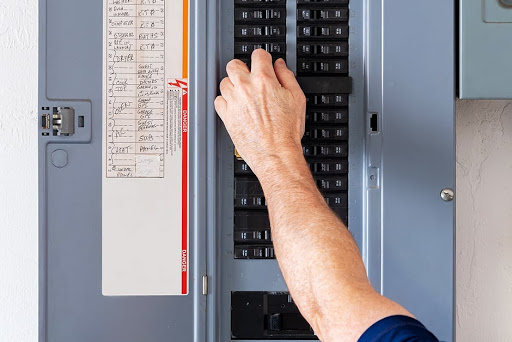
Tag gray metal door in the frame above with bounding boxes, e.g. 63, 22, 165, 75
38, 0, 206, 341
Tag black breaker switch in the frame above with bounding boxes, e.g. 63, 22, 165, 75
305, 110, 348, 124
306, 94, 348, 106
235, 25, 286, 38
297, 25, 349, 39
298, 59, 348, 73
308, 160, 348, 174
235, 8, 285, 21
298, 42, 349, 57
302, 143, 348, 157
298, 8, 349, 21
235, 42, 285, 55
235, 245, 275, 259
303, 127, 348, 140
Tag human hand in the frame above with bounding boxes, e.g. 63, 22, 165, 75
214, 49, 307, 177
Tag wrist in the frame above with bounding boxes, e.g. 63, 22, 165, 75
252, 148, 319, 198
250, 143, 305, 180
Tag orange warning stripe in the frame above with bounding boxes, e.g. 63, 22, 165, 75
183, 0, 188, 78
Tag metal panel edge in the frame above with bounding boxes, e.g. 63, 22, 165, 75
347, 0, 367, 279
206, 0, 220, 340
38, 0, 48, 340
191, 0, 209, 340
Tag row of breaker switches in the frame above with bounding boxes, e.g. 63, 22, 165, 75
235, 8, 348, 21
235, 159, 349, 175
235, 193, 348, 209
235, 178, 348, 196
235, 24, 348, 39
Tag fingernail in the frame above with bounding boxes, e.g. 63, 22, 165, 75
276, 58, 286, 66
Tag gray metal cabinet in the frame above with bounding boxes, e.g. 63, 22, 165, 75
460, 0, 512, 99
39, 0, 454, 341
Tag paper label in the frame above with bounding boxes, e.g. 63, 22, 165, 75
102, 0, 189, 296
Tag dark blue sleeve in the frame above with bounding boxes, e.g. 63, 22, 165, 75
358, 315, 439, 342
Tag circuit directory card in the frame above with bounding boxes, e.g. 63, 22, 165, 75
102, 0, 189, 296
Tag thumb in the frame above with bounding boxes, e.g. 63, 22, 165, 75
214, 95, 228, 122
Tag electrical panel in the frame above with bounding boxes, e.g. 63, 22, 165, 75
460, 0, 512, 99
39, 0, 455, 341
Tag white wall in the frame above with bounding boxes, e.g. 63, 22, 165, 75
456, 100, 512, 342
1, 0, 512, 341
0, 1, 39, 341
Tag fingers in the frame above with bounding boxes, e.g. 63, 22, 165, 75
250, 49, 277, 80
226, 59, 250, 84
274, 58, 304, 98
214, 95, 227, 121
219, 77, 234, 99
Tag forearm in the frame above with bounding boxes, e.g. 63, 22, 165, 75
256, 152, 410, 341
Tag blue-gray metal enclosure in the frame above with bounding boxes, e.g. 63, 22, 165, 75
38, 0, 455, 341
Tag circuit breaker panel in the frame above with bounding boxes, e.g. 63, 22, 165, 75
214, 0, 454, 341
39, 0, 454, 341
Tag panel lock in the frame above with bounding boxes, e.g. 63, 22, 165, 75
52, 107, 75, 136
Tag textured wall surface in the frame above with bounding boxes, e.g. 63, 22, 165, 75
0, 1, 39, 341
456, 100, 512, 342
1, 0, 512, 341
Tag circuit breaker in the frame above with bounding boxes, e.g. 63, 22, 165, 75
39, 0, 455, 341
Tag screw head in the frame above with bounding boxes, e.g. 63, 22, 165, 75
440, 188, 454, 202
